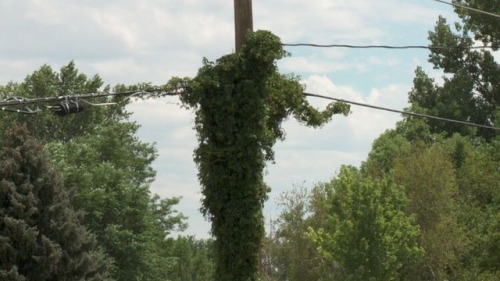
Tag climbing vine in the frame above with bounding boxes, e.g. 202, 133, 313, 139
166, 30, 349, 281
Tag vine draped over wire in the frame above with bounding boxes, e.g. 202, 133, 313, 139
166, 30, 350, 281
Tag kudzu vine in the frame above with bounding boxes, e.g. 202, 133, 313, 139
166, 30, 349, 281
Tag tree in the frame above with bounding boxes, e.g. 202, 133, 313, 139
164, 236, 215, 281
404, 8, 499, 140
47, 121, 187, 281
455, 0, 500, 49
310, 166, 422, 281
0, 61, 125, 143
357, 2, 499, 278
1, 62, 188, 281
170, 30, 350, 281
260, 186, 331, 281
362, 129, 412, 177
393, 144, 467, 280
451, 136, 500, 279
0, 124, 112, 280
394, 2, 499, 277
363, 130, 498, 280
0, 62, 189, 281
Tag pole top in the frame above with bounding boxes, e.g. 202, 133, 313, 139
234, 0, 253, 52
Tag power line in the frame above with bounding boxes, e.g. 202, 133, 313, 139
281, 43, 494, 50
282, 1, 500, 50
2, 89, 498, 131
0, 88, 179, 115
433, 0, 500, 19
303, 92, 500, 131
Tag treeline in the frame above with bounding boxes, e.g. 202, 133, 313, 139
260, 134, 498, 280
1, 0, 498, 280
259, 2, 500, 279
0, 62, 215, 280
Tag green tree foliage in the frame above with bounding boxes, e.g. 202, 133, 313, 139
260, 186, 331, 281
362, 129, 412, 177
1, 62, 187, 281
364, 132, 498, 279
0, 124, 112, 280
164, 236, 215, 281
455, 0, 500, 48
0, 61, 125, 143
332, 3, 500, 279
450, 136, 500, 279
390, 2, 499, 278
47, 120, 187, 281
393, 144, 467, 280
404, 8, 499, 140
310, 166, 422, 281
168, 30, 349, 281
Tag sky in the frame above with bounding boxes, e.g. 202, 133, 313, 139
0, 0, 459, 238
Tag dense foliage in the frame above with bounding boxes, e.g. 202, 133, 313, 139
1, 1, 497, 279
0, 63, 189, 281
47, 122, 187, 281
405, 2, 499, 141
0, 62, 115, 143
393, 4, 500, 277
0, 124, 112, 280
169, 30, 349, 281
311, 167, 422, 281
261, 186, 331, 281
260, 1, 498, 280
261, 169, 423, 281
164, 236, 215, 281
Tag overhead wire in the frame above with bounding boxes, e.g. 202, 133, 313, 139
0, 88, 179, 109
303, 92, 500, 131
432, 0, 500, 19
281, 43, 494, 50
283, 1, 500, 50
2, 88, 497, 131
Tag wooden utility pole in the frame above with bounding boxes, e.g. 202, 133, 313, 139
234, 0, 253, 52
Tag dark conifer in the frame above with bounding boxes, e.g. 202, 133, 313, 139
0, 123, 112, 281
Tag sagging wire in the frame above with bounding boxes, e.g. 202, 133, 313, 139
281, 43, 495, 50
0, 97, 41, 114
80, 99, 117, 107
0, 87, 181, 116
303, 92, 500, 131
3, 86, 497, 132
433, 0, 500, 19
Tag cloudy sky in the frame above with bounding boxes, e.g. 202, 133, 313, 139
0, 0, 459, 238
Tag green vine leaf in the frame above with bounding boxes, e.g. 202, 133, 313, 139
165, 30, 350, 281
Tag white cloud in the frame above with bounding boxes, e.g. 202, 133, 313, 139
0, 0, 460, 238
280, 55, 350, 74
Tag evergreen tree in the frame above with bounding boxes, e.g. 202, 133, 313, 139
0, 124, 112, 280
1, 62, 187, 281
47, 120, 187, 281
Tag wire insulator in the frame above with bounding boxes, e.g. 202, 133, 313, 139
52, 101, 85, 116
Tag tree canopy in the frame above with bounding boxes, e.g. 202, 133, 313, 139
260, 2, 498, 280
1, 1, 498, 279
0, 62, 189, 281
0, 124, 112, 280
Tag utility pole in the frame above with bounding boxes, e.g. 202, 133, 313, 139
234, 0, 253, 52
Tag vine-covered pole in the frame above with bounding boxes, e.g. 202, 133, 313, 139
169, 30, 350, 281
234, 0, 253, 52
